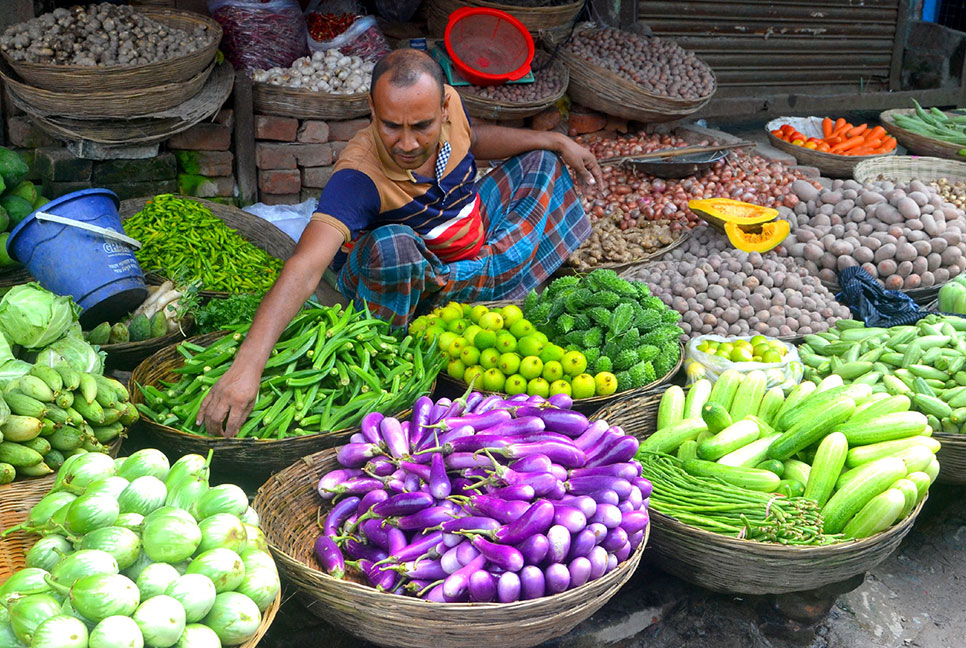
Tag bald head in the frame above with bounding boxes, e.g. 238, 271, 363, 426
371, 49, 446, 106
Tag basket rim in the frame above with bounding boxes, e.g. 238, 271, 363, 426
880, 108, 963, 156
455, 54, 569, 111
852, 155, 966, 184
561, 227, 691, 275
764, 118, 897, 164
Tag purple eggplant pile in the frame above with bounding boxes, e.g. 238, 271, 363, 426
313, 392, 650, 603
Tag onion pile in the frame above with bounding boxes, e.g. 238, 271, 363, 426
252, 49, 373, 94
931, 177, 966, 210
623, 226, 851, 338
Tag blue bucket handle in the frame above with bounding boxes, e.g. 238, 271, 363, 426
34, 212, 142, 249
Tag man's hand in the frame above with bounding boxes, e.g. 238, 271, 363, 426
196, 364, 262, 438
555, 133, 604, 189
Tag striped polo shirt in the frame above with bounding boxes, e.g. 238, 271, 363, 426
311, 85, 483, 266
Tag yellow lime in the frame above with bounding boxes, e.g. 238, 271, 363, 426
482, 368, 507, 392
504, 374, 528, 396
762, 349, 782, 363
730, 347, 753, 363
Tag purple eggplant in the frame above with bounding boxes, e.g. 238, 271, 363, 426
462, 467, 490, 480
495, 500, 555, 544
364, 457, 396, 478
429, 453, 451, 500
465, 392, 484, 410
495, 440, 586, 468
629, 529, 645, 551
424, 584, 447, 602
499, 470, 560, 498
621, 510, 649, 535
360, 411, 384, 444
515, 407, 589, 437
451, 478, 475, 498
552, 506, 587, 534
527, 395, 548, 406
626, 486, 643, 511
587, 523, 608, 543
395, 506, 456, 531
573, 421, 610, 451
517, 533, 550, 565
568, 475, 633, 499
314, 535, 345, 578
386, 478, 406, 494
337, 443, 385, 468
388, 527, 408, 555
349, 432, 364, 443
468, 570, 497, 602
442, 554, 487, 602
590, 503, 623, 529
471, 394, 504, 414
379, 417, 410, 459
615, 541, 631, 562
617, 500, 634, 514
546, 481, 566, 500
547, 393, 574, 409
567, 528, 596, 560
360, 518, 392, 551
445, 452, 493, 470
605, 553, 619, 574
385, 531, 444, 563
602, 527, 629, 553
466, 494, 530, 524
438, 409, 513, 432
588, 489, 620, 506
471, 536, 524, 572
569, 462, 641, 481
508, 394, 530, 403
403, 472, 421, 493
520, 565, 545, 600
634, 477, 653, 499
489, 484, 535, 501
440, 516, 500, 533
510, 454, 552, 474
560, 495, 597, 519
404, 579, 431, 596
456, 542, 481, 566
430, 398, 453, 424
585, 436, 640, 468
356, 490, 389, 517
361, 559, 397, 591
497, 571, 521, 603
549, 463, 569, 482
546, 525, 571, 564
442, 533, 462, 548
448, 433, 519, 454
409, 396, 434, 449
394, 461, 429, 483
545, 563, 570, 594
372, 492, 435, 518
317, 468, 364, 499
486, 416, 547, 437
344, 539, 388, 563
588, 546, 608, 580
568, 556, 592, 589
322, 496, 360, 536
441, 545, 463, 574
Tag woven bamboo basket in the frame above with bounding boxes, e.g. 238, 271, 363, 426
1, 58, 215, 120
556, 228, 691, 277
544, 29, 715, 123
128, 333, 420, 483
880, 108, 965, 160
0, 267, 32, 288
252, 83, 370, 121
437, 340, 684, 416
117, 196, 295, 300
593, 393, 927, 595
819, 274, 955, 307
1, 9, 221, 93
934, 433, 966, 485
455, 53, 568, 121
853, 155, 966, 185
99, 316, 194, 372
764, 117, 896, 178
426, 0, 584, 39
253, 446, 646, 648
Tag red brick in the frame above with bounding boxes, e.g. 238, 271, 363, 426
297, 120, 330, 143
294, 144, 332, 168
330, 141, 348, 161
7, 116, 56, 148
215, 108, 234, 128
255, 143, 297, 170
328, 118, 370, 142
259, 169, 301, 194
567, 107, 607, 136
195, 151, 234, 177
167, 123, 232, 151
260, 192, 301, 205
531, 107, 561, 132
605, 115, 629, 134
301, 166, 335, 188
255, 115, 299, 142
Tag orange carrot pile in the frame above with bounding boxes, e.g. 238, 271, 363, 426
771, 118, 897, 156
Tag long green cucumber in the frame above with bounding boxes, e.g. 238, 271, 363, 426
768, 398, 856, 461
822, 457, 908, 534
697, 419, 760, 461
638, 418, 707, 454
683, 379, 712, 420
657, 386, 686, 431
682, 458, 781, 492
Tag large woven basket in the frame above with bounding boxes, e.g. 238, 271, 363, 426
253, 446, 646, 648
556, 228, 691, 277
0, 267, 32, 288
426, 0, 584, 39
128, 333, 418, 484
819, 274, 955, 307
934, 433, 966, 485
455, 53, 569, 121
765, 117, 896, 179
1, 8, 221, 93
546, 28, 715, 123
118, 196, 295, 300
853, 155, 966, 184
592, 393, 927, 595
252, 83, 370, 121
0, 58, 215, 120
880, 108, 965, 160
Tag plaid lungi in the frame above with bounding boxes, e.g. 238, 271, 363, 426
336, 149, 590, 327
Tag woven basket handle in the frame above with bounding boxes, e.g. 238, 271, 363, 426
34, 211, 142, 250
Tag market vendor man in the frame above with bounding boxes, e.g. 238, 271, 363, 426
198, 48, 601, 437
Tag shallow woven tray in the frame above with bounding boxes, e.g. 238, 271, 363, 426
129, 333, 418, 484
118, 196, 295, 300
252, 83, 370, 121
764, 117, 895, 179
546, 28, 716, 123
426, 0, 583, 39
455, 55, 569, 122
1, 58, 215, 120
556, 228, 692, 277
880, 108, 965, 161
853, 155, 966, 185
253, 446, 646, 648
592, 393, 927, 595
0, 8, 221, 93
100, 316, 194, 372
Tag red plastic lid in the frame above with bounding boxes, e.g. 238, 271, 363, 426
444, 7, 534, 87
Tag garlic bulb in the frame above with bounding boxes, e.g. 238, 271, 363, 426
253, 47, 372, 94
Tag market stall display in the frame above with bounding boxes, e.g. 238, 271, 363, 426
210, 0, 307, 71
684, 334, 803, 390
779, 177, 966, 299
880, 101, 966, 161
766, 117, 896, 178
427, 0, 584, 40
456, 51, 569, 121
550, 27, 716, 122
0, 447, 280, 645
622, 226, 851, 339
853, 156, 966, 201
0, 148, 47, 286
798, 315, 966, 484
254, 393, 646, 647
132, 303, 444, 481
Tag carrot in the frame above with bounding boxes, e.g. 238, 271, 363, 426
833, 117, 847, 132
846, 124, 868, 138
831, 135, 867, 154
868, 125, 887, 140
850, 146, 877, 156
822, 117, 834, 138
832, 122, 853, 137
825, 135, 844, 146
881, 137, 897, 152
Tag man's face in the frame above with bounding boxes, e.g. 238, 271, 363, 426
370, 74, 448, 171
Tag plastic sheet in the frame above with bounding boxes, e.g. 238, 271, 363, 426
684, 334, 803, 392
208, 0, 308, 70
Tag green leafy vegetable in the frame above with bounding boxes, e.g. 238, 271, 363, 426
0, 282, 80, 349
193, 294, 264, 334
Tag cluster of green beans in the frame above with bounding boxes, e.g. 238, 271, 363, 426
892, 100, 966, 155
123, 194, 284, 293
638, 452, 844, 545
135, 302, 445, 439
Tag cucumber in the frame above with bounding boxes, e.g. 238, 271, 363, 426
834, 411, 928, 446
729, 370, 767, 421
16, 461, 53, 477
893, 444, 935, 474
697, 419, 760, 461
803, 431, 848, 508
841, 488, 906, 539
912, 393, 954, 419
822, 457, 908, 534
833, 361, 874, 380
682, 458, 781, 492
905, 471, 932, 501
845, 435, 941, 468
716, 434, 779, 468
47, 426, 86, 452
772, 381, 817, 428
20, 437, 50, 456
638, 418, 707, 454
0, 440, 43, 467
4, 391, 47, 419
701, 402, 732, 434
782, 458, 811, 485
0, 462, 14, 484
776, 384, 870, 432
0, 415, 43, 442
657, 386, 686, 431
924, 456, 940, 483
676, 439, 698, 462
755, 459, 785, 476
909, 364, 949, 382
890, 478, 920, 520
683, 379, 712, 420
850, 395, 911, 424
768, 397, 856, 461
777, 478, 805, 498
708, 369, 743, 411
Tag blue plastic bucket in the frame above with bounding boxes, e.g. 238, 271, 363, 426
6, 188, 147, 326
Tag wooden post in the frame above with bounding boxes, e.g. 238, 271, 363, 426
233, 70, 258, 206
890, 0, 912, 91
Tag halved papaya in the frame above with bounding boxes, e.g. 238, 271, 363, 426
688, 198, 779, 227
724, 219, 790, 253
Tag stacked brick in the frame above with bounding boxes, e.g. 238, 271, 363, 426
167, 109, 237, 201
254, 114, 368, 205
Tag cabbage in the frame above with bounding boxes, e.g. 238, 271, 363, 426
0, 283, 79, 349
0, 359, 32, 383
39, 336, 104, 374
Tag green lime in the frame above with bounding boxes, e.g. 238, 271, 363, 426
761, 349, 782, 363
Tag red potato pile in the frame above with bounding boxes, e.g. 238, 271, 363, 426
780, 178, 966, 290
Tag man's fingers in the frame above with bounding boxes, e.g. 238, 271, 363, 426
587, 156, 604, 187
223, 406, 248, 439
204, 399, 229, 437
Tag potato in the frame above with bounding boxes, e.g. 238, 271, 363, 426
885, 274, 904, 289
897, 260, 914, 278
897, 197, 921, 220
912, 240, 932, 257
920, 271, 935, 287
877, 258, 898, 276
895, 242, 917, 262
904, 274, 922, 289
874, 243, 897, 264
